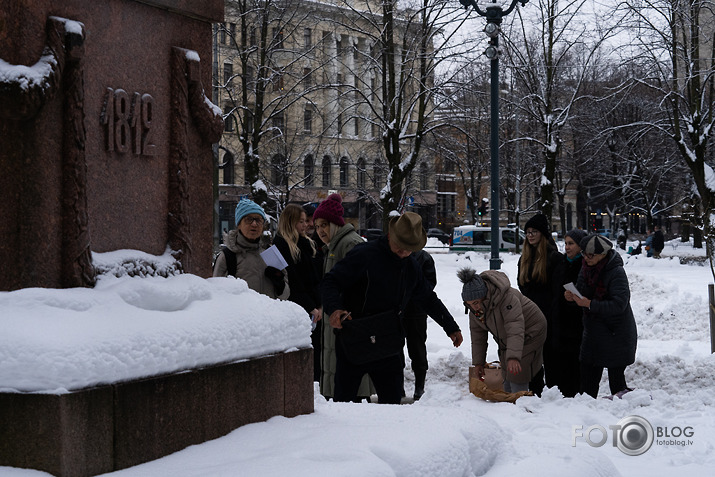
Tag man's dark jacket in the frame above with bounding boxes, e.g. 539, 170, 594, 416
321, 236, 460, 338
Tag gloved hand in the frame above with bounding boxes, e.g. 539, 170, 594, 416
264, 266, 286, 295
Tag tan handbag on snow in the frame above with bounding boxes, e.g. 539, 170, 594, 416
469, 362, 533, 404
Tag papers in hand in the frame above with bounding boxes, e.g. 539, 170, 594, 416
563, 282, 584, 299
260, 245, 289, 270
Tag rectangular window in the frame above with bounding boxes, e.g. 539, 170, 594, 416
354, 117, 359, 136
322, 31, 331, 54
272, 114, 284, 137
229, 23, 236, 45
223, 105, 233, 132
304, 28, 312, 49
250, 28, 256, 47
220, 23, 227, 44
304, 109, 313, 134
273, 74, 284, 92
272, 28, 284, 49
337, 113, 342, 136
354, 76, 360, 101
223, 62, 233, 87
303, 68, 312, 90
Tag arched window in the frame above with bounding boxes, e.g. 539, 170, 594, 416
420, 162, 428, 190
304, 154, 314, 186
339, 156, 349, 187
357, 157, 366, 189
271, 154, 286, 186
322, 155, 332, 187
221, 151, 234, 185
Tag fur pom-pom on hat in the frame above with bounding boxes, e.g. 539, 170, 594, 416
457, 267, 487, 301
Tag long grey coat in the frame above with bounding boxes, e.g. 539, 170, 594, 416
213, 229, 290, 300
319, 224, 374, 398
470, 270, 547, 384
576, 251, 637, 368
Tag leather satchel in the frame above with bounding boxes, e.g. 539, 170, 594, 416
338, 310, 404, 365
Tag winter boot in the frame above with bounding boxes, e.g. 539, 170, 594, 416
413, 372, 426, 400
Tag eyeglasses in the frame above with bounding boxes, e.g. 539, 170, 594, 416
584, 253, 599, 259
242, 216, 265, 225
525, 230, 539, 237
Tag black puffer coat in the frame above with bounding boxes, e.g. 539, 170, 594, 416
576, 251, 637, 367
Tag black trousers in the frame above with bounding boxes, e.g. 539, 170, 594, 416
404, 315, 428, 376
334, 341, 404, 404
580, 363, 627, 398
311, 320, 322, 382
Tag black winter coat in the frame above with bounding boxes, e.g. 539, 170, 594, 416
321, 236, 460, 336
403, 250, 436, 320
557, 254, 584, 355
518, 240, 563, 348
576, 251, 637, 367
273, 234, 321, 314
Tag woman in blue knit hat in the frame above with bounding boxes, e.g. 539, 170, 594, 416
212, 198, 289, 300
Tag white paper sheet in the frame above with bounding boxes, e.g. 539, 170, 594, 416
563, 282, 584, 299
260, 245, 289, 270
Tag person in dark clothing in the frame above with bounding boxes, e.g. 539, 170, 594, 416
274, 204, 322, 382
565, 234, 637, 399
652, 226, 665, 258
556, 229, 588, 397
402, 249, 436, 400
517, 213, 563, 396
321, 212, 463, 404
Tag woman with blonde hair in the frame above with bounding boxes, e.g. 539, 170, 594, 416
517, 213, 563, 395
273, 204, 322, 380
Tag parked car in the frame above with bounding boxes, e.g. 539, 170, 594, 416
426, 228, 451, 244
596, 228, 612, 238
359, 228, 383, 241
451, 225, 525, 252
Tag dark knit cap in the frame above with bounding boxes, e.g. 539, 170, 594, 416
457, 268, 487, 301
313, 193, 345, 226
580, 234, 613, 255
524, 213, 550, 236
565, 229, 588, 246
303, 203, 317, 217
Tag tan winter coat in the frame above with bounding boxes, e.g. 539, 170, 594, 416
470, 270, 546, 384
213, 229, 290, 300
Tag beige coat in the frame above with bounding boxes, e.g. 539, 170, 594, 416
213, 229, 290, 300
470, 270, 546, 384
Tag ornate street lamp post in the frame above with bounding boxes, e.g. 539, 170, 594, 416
459, 0, 528, 270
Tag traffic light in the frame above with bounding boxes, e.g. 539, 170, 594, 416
478, 200, 488, 217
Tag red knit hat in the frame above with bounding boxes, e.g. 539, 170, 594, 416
313, 193, 345, 226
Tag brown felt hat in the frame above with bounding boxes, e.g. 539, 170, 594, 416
389, 212, 427, 252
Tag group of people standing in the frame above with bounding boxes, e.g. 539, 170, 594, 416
461, 213, 638, 399
214, 198, 638, 401
213, 194, 461, 404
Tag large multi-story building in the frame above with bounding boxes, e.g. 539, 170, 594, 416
212, 0, 438, 233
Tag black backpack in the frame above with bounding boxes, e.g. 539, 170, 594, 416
213, 247, 237, 277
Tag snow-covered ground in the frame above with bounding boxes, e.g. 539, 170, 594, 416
1, 238, 714, 476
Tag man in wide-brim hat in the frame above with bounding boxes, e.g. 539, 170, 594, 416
321, 212, 463, 404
